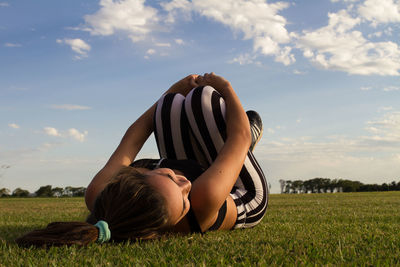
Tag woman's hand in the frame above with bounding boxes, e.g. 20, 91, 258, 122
167, 73, 231, 97
195, 73, 232, 95
165, 74, 199, 96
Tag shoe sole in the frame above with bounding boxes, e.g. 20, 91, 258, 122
250, 121, 263, 152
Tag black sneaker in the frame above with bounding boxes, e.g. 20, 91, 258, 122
246, 110, 263, 151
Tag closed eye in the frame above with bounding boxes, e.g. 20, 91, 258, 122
166, 173, 186, 217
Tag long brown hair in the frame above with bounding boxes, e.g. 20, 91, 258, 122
16, 167, 169, 247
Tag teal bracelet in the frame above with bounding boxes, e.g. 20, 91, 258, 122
94, 220, 111, 243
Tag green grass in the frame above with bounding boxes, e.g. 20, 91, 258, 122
1, 192, 400, 266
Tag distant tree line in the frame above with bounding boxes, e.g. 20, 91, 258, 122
0, 185, 86, 198
279, 178, 400, 194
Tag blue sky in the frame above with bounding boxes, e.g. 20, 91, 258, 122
1, 0, 399, 193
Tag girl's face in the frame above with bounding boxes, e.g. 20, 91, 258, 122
145, 168, 191, 226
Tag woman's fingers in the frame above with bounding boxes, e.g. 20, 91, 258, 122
189, 75, 198, 88
195, 73, 231, 92
203, 72, 212, 80
195, 75, 206, 86
200, 72, 230, 91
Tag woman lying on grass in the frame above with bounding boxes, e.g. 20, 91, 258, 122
16, 73, 268, 247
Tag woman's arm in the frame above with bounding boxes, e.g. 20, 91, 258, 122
190, 73, 252, 229
85, 103, 155, 211
85, 75, 199, 211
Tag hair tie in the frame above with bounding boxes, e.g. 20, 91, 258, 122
94, 220, 111, 243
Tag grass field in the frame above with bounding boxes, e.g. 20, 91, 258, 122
1, 192, 399, 266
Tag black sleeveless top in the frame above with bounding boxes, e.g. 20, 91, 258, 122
130, 158, 227, 233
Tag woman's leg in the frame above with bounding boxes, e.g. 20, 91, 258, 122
153, 92, 208, 166
184, 86, 226, 165
184, 86, 269, 228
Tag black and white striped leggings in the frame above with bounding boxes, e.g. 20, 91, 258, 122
154, 86, 268, 229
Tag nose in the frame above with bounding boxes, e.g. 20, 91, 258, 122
176, 175, 191, 194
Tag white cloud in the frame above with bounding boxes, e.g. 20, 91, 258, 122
189, 0, 295, 65
367, 28, 394, 39
293, 69, 307, 75
365, 111, 400, 144
254, 111, 400, 190
229, 53, 261, 66
8, 123, 20, 129
146, 48, 156, 55
297, 9, 400, 76
83, 0, 159, 43
155, 42, 171, 47
65, 26, 82, 31
4, 43, 21, 47
0, 2, 9, 7
56, 38, 91, 59
81, 0, 295, 65
77, 0, 400, 74
384, 27, 394, 36
144, 48, 156, 59
361, 86, 372, 91
161, 0, 192, 24
39, 143, 59, 150
81, 0, 295, 64
44, 127, 62, 137
43, 127, 88, 142
368, 31, 382, 38
383, 86, 400, 91
331, 0, 358, 2
175, 38, 184, 45
68, 128, 88, 142
258, 140, 400, 191
50, 104, 91, 110
259, 111, 400, 164
358, 0, 400, 26
161, 0, 295, 64
261, 138, 359, 163
379, 106, 394, 112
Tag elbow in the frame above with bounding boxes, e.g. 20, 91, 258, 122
85, 186, 95, 212
85, 183, 102, 212
238, 124, 252, 149
227, 124, 252, 150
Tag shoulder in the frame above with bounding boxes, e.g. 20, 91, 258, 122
174, 195, 237, 233
200, 195, 237, 231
